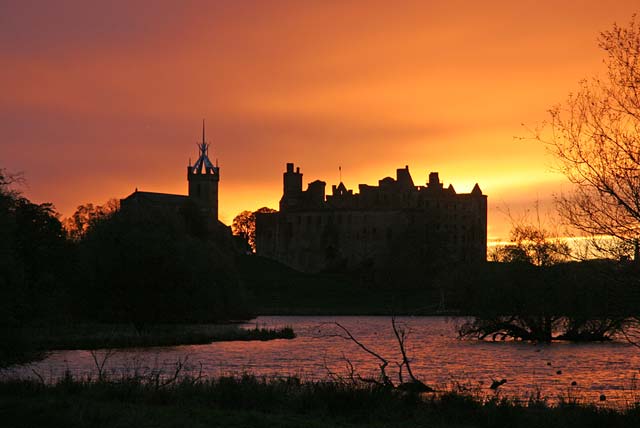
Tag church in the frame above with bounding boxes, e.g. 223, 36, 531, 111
120, 122, 228, 234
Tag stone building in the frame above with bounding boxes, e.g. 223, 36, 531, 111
120, 122, 227, 233
255, 163, 487, 272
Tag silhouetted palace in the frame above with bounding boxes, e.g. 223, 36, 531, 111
118, 123, 487, 272
120, 122, 228, 233
256, 163, 487, 272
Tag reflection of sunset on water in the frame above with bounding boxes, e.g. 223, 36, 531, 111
7, 317, 640, 406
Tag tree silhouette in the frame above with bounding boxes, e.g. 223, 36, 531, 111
232, 210, 254, 250
0, 168, 70, 325
63, 199, 119, 240
77, 204, 248, 327
543, 16, 640, 259
491, 206, 570, 266
232, 207, 276, 252
459, 212, 630, 342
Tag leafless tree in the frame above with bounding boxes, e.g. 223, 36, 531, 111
542, 15, 640, 260
89, 348, 118, 381
0, 168, 25, 192
147, 355, 193, 389
491, 204, 571, 266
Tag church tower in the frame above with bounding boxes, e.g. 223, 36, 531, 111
187, 120, 219, 220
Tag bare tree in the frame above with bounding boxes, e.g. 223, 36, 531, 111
543, 15, 640, 260
0, 168, 25, 193
89, 349, 118, 381
491, 204, 570, 266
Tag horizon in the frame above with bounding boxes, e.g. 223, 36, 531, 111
2, 1, 639, 241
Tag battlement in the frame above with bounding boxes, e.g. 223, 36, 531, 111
277, 163, 483, 212
256, 163, 487, 273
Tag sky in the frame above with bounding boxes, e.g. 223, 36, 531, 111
1, 0, 639, 241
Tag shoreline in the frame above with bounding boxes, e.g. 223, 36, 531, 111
0, 323, 295, 368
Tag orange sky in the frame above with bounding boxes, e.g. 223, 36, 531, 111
1, 0, 638, 241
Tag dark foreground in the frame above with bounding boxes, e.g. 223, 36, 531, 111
1, 375, 639, 428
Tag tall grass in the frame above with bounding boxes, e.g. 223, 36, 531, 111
1, 373, 640, 428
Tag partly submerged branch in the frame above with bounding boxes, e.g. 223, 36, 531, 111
317, 320, 432, 392
319, 321, 392, 387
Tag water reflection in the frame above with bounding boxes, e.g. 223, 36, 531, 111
3, 316, 640, 405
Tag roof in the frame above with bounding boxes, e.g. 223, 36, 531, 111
335, 182, 348, 193
121, 191, 190, 206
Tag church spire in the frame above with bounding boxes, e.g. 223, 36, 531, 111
187, 120, 220, 221
191, 120, 217, 174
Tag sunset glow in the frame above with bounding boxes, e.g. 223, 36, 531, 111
2, 0, 639, 240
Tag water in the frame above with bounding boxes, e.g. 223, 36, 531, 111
4, 316, 640, 405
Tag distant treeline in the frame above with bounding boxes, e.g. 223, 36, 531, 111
0, 170, 250, 329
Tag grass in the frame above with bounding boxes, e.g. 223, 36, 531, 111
0, 323, 294, 368
238, 255, 442, 315
1, 374, 639, 428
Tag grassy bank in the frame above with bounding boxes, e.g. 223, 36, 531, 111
0, 323, 294, 368
239, 255, 443, 315
1, 374, 639, 428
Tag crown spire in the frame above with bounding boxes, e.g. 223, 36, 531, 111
191, 120, 217, 174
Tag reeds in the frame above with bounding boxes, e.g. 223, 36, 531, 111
2, 373, 639, 428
